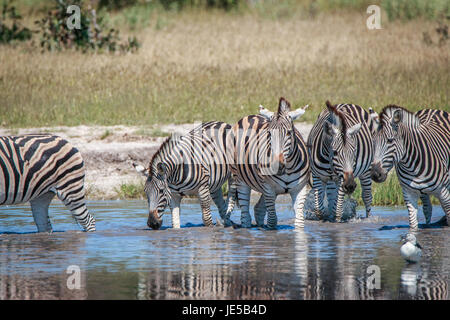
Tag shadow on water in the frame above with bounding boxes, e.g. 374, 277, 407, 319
0, 201, 449, 299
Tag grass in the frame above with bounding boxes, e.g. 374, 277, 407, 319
114, 182, 145, 199
133, 128, 170, 137
1, 9, 448, 128
99, 129, 112, 140
352, 172, 440, 206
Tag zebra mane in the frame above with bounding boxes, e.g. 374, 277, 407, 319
325, 100, 348, 144
148, 135, 179, 176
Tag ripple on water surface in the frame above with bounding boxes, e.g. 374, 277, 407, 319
0, 200, 448, 299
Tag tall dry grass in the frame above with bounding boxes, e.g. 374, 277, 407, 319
0, 10, 448, 127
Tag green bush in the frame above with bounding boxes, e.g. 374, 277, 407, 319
98, 0, 139, 10
0, 0, 32, 44
35, 0, 140, 53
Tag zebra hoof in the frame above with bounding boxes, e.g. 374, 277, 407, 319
215, 218, 224, 227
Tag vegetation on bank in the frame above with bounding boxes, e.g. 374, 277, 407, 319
1, 2, 448, 127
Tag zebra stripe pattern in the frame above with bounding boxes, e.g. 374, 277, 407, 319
0, 134, 95, 232
135, 121, 234, 229
371, 106, 450, 229
226, 97, 310, 229
307, 101, 376, 222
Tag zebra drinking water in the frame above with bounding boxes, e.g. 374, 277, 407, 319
134, 121, 235, 229
0, 134, 95, 232
307, 101, 376, 222
370, 106, 450, 229
225, 97, 310, 229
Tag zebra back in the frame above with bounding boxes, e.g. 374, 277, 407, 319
0, 134, 86, 205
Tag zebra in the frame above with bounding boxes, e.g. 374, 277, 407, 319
225, 97, 311, 229
370, 106, 450, 229
0, 134, 95, 232
307, 101, 376, 222
134, 121, 236, 230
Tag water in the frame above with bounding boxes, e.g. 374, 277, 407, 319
0, 200, 448, 300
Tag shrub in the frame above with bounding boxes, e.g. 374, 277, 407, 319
0, 0, 32, 44
34, 0, 140, 53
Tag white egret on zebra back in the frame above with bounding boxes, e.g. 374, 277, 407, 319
371, 105, 450, 230
225, 97, 311, 229
0, 134, 95, 232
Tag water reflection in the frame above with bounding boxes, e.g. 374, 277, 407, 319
0, 202, 448, 299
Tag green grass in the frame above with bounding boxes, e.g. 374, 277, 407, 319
352, 172, 440, 206
133, 128, 170, 137
1, 2, 448, 128
99, 129, 112, 140
114, 182, 145, 199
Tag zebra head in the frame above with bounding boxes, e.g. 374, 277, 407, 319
371, 105, 412, 183
323, 101, 362, 194
259, 97, 308, 175
134, 162, 172, 230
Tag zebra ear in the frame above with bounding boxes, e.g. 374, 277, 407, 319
259, 105, 274, 120
157, 162, 167, 176
133, 163, 149, 178
369, 107, 379, 124
347, 123, 362, 136
369, 107, 380, 131
288, 104, 309, 120
278, 97, 291, 114
393, 109, 402, 124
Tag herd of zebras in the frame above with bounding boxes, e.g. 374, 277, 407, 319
1, 98, 449, 232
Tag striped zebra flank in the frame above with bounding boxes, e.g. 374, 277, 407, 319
371, 106, 450, 229
307, 101, 376, 222
134, 121, 235, 229
0, 134, 95, 232
225, 97, 311, 229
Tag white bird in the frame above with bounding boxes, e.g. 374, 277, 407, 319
400, 234, 422, 263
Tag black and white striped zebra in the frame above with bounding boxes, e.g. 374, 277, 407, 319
307, 101, 376, 222
0, 134, 95, 232
225, 97, 310, 229
134, 121, 235, 229
370, 106, 450, 229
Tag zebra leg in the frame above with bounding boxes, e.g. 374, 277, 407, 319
210, 187, 229, 226
198, 183, 214, 227
169, 194, 182, 229
56, 185, 96, 232
254, 194, 266, 227
333, 183, 346, 223
264, 192, 278, 230
224, 176, 238, 225
360, 172, 373, 218
402, 188, 419, 230
437, 187, 450, 226
312, 176, 326, 220
420, 194, 432, 225
291, 183, 311, 229
30, 191, 55, 233
325, 180, 337, 217
237, 183, 252, 228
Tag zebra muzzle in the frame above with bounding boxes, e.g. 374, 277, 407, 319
342, 172, 357, 194
371, 162, 387, 183
147, 210, 163, 230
